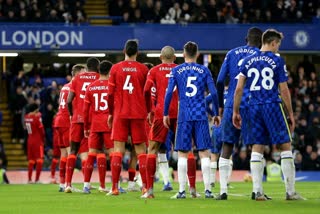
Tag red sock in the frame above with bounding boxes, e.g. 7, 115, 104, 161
50, 158, 59, 178
128, 168, 136, 182
187, 153, 196, 189
81, 159, 87, 177
146, 154, 157, 190
138, 153, 147, 189
59, 157, 67, 185
28, 160, 35, 181
111, 152, 122, 191
66, 154, 76, 187
35, 159, 44, 182
97, 153, 106, 189
84, 153, 96, 183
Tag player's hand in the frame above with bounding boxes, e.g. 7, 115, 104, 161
232, 112, 241, 129
219, 107, 224, 117
84, 130, 90, 138
108, 115, 113, 128
163, 115, 170, 129
147, 112, 154, 126
288, 113, 295, 134
69, 116, 72, 121
212, 116, 221, 126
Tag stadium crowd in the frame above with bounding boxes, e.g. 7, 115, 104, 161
0, 0, 86, 24
109, 0, 320, 24
3, 53, 320, 172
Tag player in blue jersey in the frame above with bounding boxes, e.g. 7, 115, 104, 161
163, 41, 220, 199
233, 29, 303, 200
216, 27, 263, 200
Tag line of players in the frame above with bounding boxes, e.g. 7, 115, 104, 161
25, 26, 302, 200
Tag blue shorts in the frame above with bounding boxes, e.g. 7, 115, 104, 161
175, 120, 211, 151
221, 107, 240, 144
246, 103, 291, 145
211, 125, 222, 154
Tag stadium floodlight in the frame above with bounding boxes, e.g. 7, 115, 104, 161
0, 53, 18, 57
146, 53, 184, 58
58, 53, 106, 57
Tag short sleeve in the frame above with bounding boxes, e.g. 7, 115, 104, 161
278, 58, 289, 83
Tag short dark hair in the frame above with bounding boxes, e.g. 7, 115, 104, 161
99, 60, 113, 75
246, 27, 263, 48
144, 62, 154, 70
71, 64, 85, 77
262, 29, 283, 45
183, 41, 198, 58
27, 103, 39, 113
125, 39, 138, 57
86, 57, 100, 72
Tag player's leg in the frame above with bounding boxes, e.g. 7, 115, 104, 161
251, 144, 266, 200
266, 103, 302, 200
27, 142, 35, 183
217, 108, 240, 200
195, 121, 214, 198
210, 153, 219, 187
210, 126, 222, 188
58, 127, 70, 192
187, 151, 197, 196
65, 123, 83, 192
83, 132, 100, 193
127, 146, 140, 191
159, 129, 174, 191
131, 119, 148, 195
50, 128, 60, 184
170, 121, 192, 199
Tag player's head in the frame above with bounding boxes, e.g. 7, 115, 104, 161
71, 64, 86, 77
262, 29, 283, 53
246, 27, 263, 48
27, 103, 39, 113
124, 39, 139, 57
144, 62, 154, 70
183, 41, 198, 59
86, 57, 100, 72
160, 46, 176, 63
99, 60, 113, 75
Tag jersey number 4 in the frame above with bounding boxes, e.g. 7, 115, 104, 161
248, 67, 274, 91
123, 75, 134, 94
186, 76, 197, 97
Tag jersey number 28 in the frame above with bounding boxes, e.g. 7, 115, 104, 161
248, 67, 274, 91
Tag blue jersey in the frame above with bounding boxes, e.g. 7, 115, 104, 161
164, 62, 218, 122
206, 90, 227, 116
217, 45, 259, 108
239, 51, 288, 105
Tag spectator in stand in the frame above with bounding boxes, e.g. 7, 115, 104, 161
206, 0, 219, 23
153, 0, 166, 23
141, 0, 155, 23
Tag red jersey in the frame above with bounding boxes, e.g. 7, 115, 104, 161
24, 112, 45, 144
84, 79, 110, 132
54, 82, 71, 128
69, 71, 100, 123
144, 63, 178, 119
108, 61, 149, 119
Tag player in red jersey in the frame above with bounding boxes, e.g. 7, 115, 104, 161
24, 104, 45, 183
142, 46, 178, 198
82, 60, 114, 193
54, 64, 85, 192
65, 59, 100, 193
107, 39, 150, 195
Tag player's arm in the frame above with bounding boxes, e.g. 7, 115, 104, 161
233, 74, 246, 129
163, 72, 176, 128
279, 82, 295, 133
216, 53, 229, 116
207, 78, 220, 126
107, 66, 116, 128
83, 90, 91, 137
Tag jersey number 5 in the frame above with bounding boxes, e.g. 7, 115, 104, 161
186, 76, 197, 97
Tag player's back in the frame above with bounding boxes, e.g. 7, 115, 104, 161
109, 60, 149, 119
85, 79, 110, 132
150, 63, 178, 119
172, 62, 212, 122
219, 45, 259, 108
240, 50, 288, 105
70, 71, 100, 123
24, 113, 43, 143
55, 82, 71, 127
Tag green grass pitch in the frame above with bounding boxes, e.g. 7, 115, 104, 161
0, 182, 319, 214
